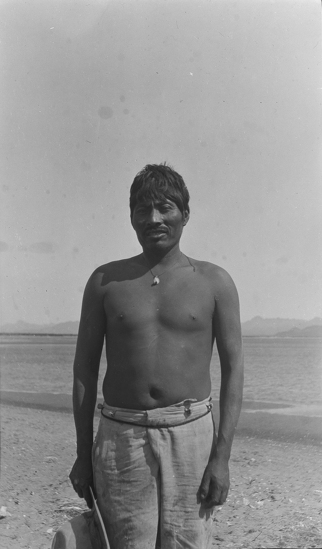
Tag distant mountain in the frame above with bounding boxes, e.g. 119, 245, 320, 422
0, 320, 79, 335
274, 325, 322, 338
1, 316, 322, 336
241, 316, 322, 336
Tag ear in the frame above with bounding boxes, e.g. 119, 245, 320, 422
182, 210, 190, 226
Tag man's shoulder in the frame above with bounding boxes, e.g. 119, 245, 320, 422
191, 258, 237, 294
92, 256, 138, 273
87, 255, 142, 287
192, 258, 231, 280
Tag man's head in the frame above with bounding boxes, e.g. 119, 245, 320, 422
130, 163, 190, 253
129, 163, 190, 219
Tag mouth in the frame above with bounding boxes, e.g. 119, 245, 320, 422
145, 229, 167, 237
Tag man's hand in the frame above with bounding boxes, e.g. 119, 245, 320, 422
199, 457, 230, 508
69, 456, 96, 508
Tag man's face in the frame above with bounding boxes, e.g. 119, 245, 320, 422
131, 198, 189, 252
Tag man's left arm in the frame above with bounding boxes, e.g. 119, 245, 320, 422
199, 268, 244, 508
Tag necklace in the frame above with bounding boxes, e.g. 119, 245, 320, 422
146, 254, 196, 286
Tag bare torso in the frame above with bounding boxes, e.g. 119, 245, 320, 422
70, 193, 244, 509
99, 255, 216, 409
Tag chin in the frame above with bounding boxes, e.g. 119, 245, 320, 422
145, 240, 168, 249
142, 234, 169, 245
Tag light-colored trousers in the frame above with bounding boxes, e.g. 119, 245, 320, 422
92, 398, 216, 549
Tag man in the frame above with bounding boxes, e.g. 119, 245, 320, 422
69, 163, 244, 549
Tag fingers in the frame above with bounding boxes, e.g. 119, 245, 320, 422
69, 474, 80, 496
198, 470, 211, 503
69, 473, 94, 508
209, 486, 228, 507
200, 480, 230, 508
83, 485, 94, 509
72, 478, 82, 498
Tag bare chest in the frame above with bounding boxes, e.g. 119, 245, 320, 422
103, 273, 215, 332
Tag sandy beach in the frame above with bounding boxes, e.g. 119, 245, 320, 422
1, 395, 322, 549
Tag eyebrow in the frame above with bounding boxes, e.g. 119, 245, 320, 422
136, 200, 174, 208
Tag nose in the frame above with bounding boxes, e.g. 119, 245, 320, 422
147, 207, 162, 225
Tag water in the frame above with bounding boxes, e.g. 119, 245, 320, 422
1, 335, 322, 406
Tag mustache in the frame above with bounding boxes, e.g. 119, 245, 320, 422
145, 227, 168, 235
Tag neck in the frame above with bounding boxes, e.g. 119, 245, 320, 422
142, 244, 183, 269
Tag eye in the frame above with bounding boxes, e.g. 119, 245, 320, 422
160, 204, 172, 212
135, 206, 148, 215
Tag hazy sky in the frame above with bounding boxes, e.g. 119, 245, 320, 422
1, 0, 321, 325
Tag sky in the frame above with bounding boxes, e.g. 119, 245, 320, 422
1, 0, 321, 326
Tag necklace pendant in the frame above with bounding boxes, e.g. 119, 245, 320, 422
152, 275, 160, 286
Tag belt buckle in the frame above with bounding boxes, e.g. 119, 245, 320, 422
183, 399, 192, 416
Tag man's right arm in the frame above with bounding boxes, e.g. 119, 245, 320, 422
69, 269, 106, 507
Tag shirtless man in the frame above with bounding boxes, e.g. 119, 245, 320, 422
69, 163, 244, 549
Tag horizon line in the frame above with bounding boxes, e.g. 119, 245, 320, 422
1, 314, 322, 328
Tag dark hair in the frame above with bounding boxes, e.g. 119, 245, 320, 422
129, 163, 190, 217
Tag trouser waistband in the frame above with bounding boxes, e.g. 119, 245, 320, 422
98, 396, 213, 428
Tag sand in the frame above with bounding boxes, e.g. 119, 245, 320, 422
1, 400, 322, 549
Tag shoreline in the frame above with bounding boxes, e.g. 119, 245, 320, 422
2, 390, 321, 446
1, 332, 322, 338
